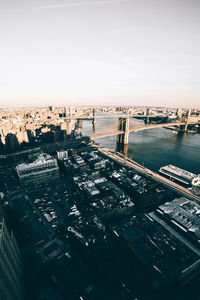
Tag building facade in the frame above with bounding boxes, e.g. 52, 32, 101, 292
0, 218, 22, 300
16, 153, 60, 186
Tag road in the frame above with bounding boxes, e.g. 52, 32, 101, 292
96, 145, 200, 203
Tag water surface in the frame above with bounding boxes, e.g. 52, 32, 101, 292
82, 117, 200, 174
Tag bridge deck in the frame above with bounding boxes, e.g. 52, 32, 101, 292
89, 121, 190, 139
64, 114, 167, 119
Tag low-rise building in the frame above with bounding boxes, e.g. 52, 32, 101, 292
155, 197, 200, 246
112, 214, 200, 290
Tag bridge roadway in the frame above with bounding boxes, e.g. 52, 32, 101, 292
89, 121, 187, 139
64, 113, 167, 120
95, 145, 200, 203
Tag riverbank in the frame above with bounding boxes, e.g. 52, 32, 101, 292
94, 144, 200, 203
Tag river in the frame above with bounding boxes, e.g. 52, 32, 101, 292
82, 116, 200, 174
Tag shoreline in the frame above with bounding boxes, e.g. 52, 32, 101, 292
93, 143, 200, 203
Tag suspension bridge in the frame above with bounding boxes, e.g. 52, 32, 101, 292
86, 113, 200, 154
89, 119, 185, 139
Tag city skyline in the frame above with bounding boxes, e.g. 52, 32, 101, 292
1, 0, 200, 108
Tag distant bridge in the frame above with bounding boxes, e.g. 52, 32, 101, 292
64, 113, 167, 120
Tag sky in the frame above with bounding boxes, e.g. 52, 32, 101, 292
0, 0, 200, 108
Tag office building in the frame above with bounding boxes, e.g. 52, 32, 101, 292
0, 218, 22, 300
16, 153, 60, 185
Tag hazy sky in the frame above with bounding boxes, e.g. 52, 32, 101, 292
0, 0, 200, 108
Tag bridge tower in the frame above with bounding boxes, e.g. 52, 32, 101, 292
116, 118, 123, 152
181, 109, 191, 132
116, 117, 129, 155
92, 108, 96, 130
145, 108, 150, 124
76, 119, 83, 129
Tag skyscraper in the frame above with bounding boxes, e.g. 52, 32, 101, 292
0, 218, 22, 300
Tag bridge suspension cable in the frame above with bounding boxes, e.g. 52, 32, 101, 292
89, 117, 142, 138
90, 119, 120, 135
129, 118, 143, 130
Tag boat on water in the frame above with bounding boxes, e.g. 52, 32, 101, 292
159, 164, 200, 186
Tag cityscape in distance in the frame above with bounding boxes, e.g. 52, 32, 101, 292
1, 0, 200, 299
0, 105, 200, 300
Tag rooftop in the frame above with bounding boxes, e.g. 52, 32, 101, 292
16, 153, 58, 175
156, 197, 200, 242
113, 214, 200, 288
